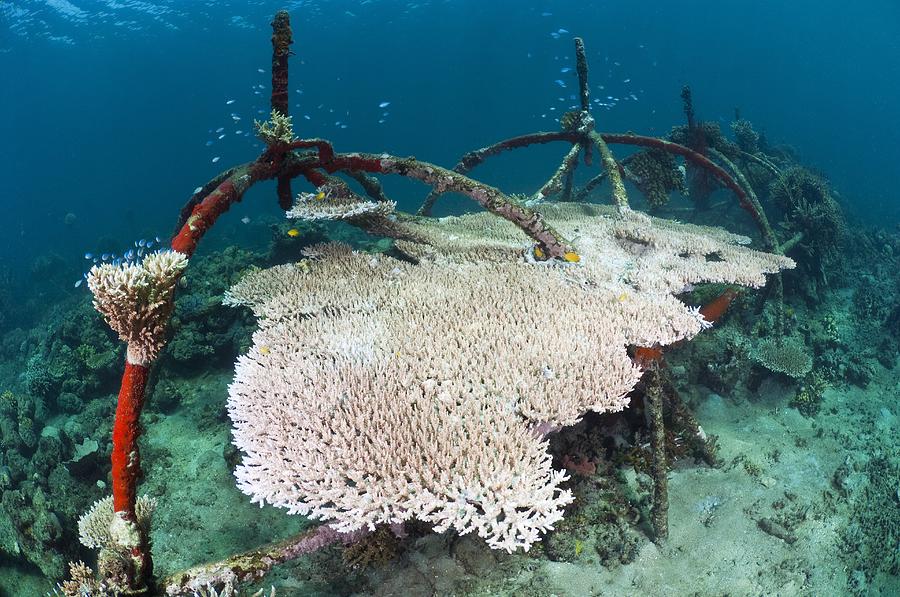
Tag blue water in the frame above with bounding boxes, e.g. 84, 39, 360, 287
1, 2, 899, 594
2, 0, 899, 278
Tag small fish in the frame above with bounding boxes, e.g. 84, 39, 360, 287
378, 101, 390, 108
558, 28, 569, 34
74, 279, 83, 288
226, 99, 235, 105
193, 186, 203, 194
541, 11, 552, 16
218, 134, 226, 139
216, 127, 225, 133
315, 191, 326, 201
212, 156, 221, 163
241, 216, 251, 224
623, 78, 631, 83
146, 240, 154, 249
84, 252, 93, 260
287, 228, 300, 237
231, 115, 241, 121
303, 114, 311, 120
554, 79, 566, 87
560, 67, 571, 73
101, 253, 110, 260
257, 68, 265, 73
138, 239, 146, 247
235, 130, 243, 135
378, 119, 385, 124
259, 345, 270, 355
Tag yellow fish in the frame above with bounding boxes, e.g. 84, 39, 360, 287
563, 251, 581, 263
259, 345, 270, 355
287, 228, 300, 238
533, 246, 546, 260
617, 292, 628, 302
315, 191, 326, 201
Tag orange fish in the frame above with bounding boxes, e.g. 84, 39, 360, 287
699, 287, 740, 324
632, 345, 664, 368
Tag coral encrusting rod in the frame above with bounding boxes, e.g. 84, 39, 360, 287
270, 9, 294, 211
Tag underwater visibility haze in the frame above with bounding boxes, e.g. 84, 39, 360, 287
0, 1, 898, 595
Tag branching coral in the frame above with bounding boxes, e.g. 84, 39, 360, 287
254, 110, 296, 147
731, 119, 760, 154
287, 183, 395, 222
623, 148, 687, 209
225, 204, 793, 553
770, 166, 845, 282
77, 495, 157, 550
86, 250, 188, 366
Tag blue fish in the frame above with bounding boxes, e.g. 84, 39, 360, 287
101, 253, 110, 260
84, 252, 93, 260
138, 239, 146, 247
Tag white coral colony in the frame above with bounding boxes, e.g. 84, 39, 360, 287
86, 250, 188, 366
224, 204, 793, 553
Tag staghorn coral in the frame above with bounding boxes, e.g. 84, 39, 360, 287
254, 110, 295, 146
225, 204, 793, 554
87, 250, 188, 365
57, 560, 115, 597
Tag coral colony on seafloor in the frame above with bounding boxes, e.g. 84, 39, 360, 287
57, 10, 801, 596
